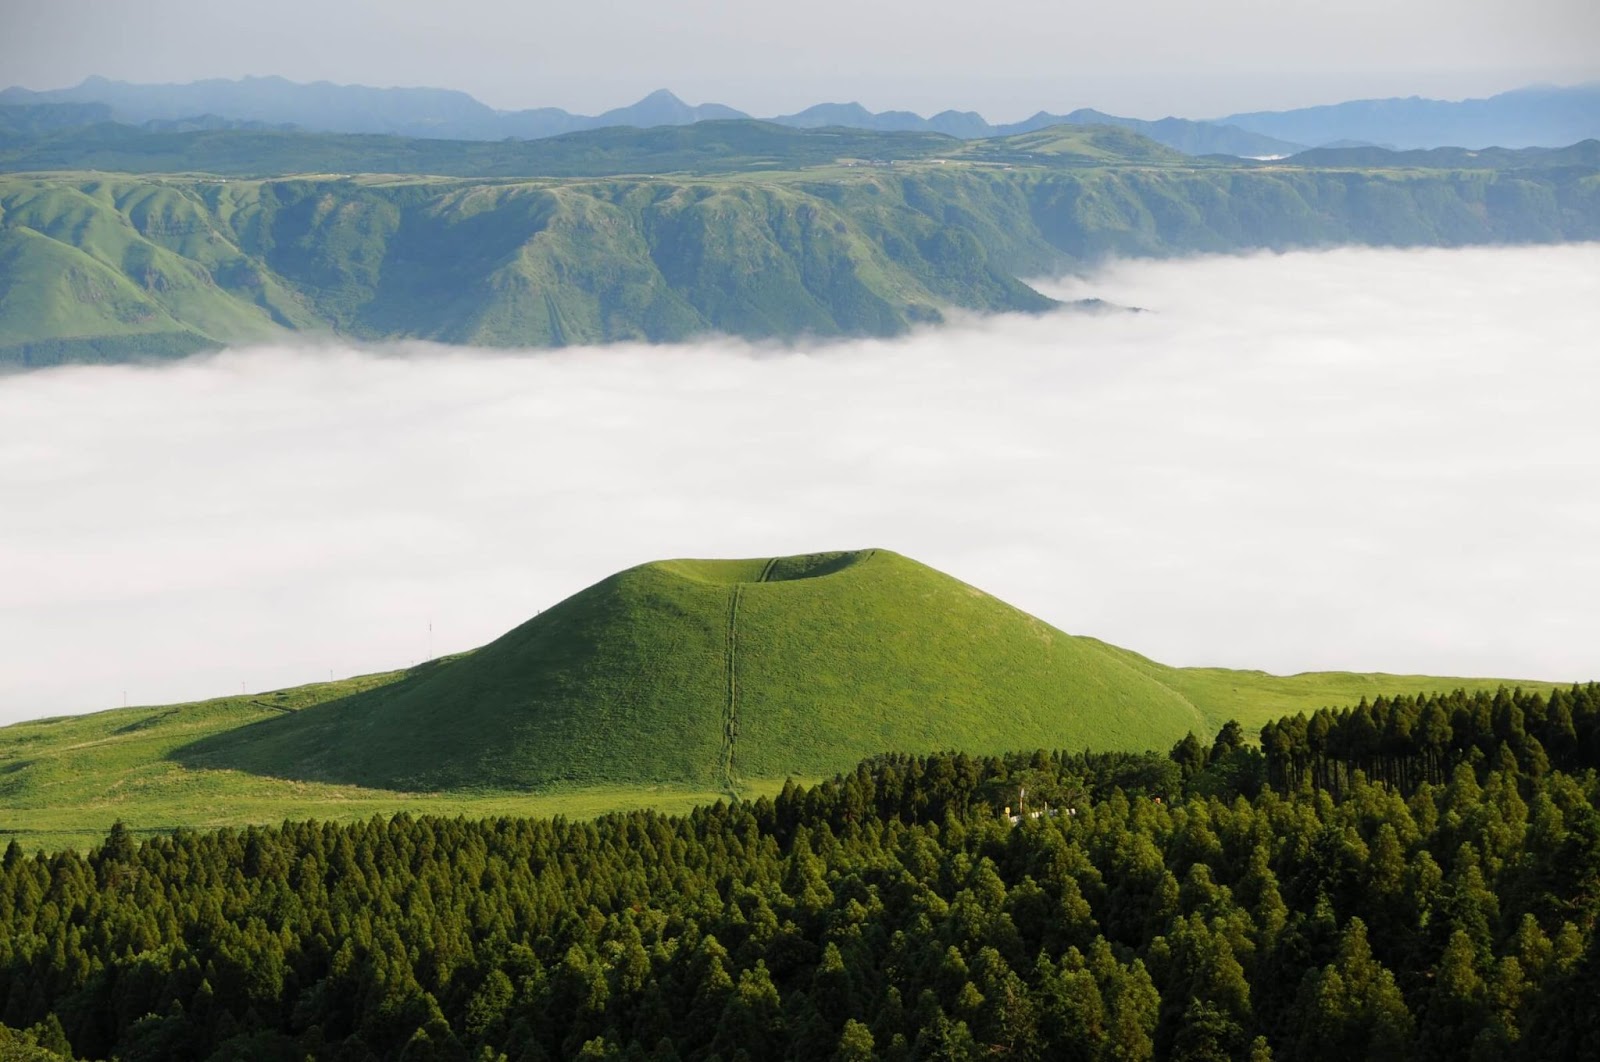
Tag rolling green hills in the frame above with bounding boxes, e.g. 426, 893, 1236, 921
0, 548, 1561, 850
3, 145, 1597, 366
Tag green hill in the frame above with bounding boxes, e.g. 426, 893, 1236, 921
3, 156, 1597, 366
0, 548, 1564, 851
175, 549, 1211, 791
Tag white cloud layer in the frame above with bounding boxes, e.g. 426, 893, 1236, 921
3, 243, 1598, 723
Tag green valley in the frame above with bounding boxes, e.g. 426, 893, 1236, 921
1, 122, 1597, 366
0, 549, 1554, 850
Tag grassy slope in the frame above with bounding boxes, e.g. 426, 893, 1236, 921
1087, 641, 1539, 732
0, 550, 1562, 851
0, 177, 315, 363
0, 671, 793, 853
2, 144, 1597, 365
727, 552, 1204, 777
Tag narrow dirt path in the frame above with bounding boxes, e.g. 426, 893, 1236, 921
718, 585, 743, 796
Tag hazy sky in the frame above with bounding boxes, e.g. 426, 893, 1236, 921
2, 244, 1597, 724
5, 0, 1598, 119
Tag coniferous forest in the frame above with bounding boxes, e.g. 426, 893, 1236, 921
2, 684, 1598, 1061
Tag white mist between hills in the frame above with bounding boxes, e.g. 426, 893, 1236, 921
2, 243, 1597, 722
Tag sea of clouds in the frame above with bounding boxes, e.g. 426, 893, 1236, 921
3, 243, 1598, 723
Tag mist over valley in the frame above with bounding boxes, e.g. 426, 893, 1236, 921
3, 244, 1595, 721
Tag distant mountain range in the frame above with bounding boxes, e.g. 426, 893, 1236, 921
1219, 83, 1600, 150
0, 76, 1298, 156
6, 76, 1594, 155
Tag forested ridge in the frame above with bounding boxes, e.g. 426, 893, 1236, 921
2, 684, 1598, 1061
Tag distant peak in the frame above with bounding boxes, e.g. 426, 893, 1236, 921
639, 88, 685, 104
793, 102, 873, 116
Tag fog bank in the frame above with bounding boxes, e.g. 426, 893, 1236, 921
3, 243, 1598, 723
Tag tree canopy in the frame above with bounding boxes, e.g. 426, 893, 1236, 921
2, 683, 1597, 1060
